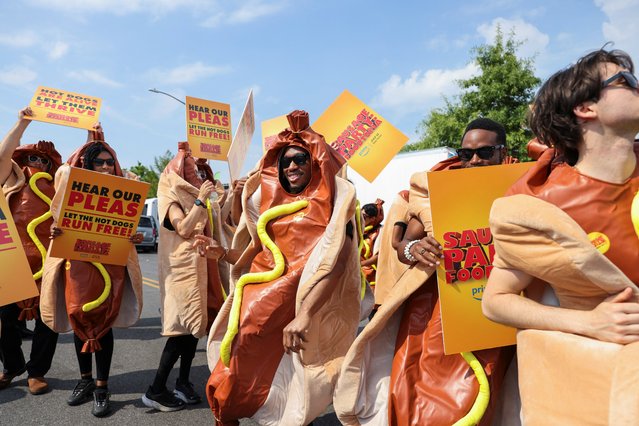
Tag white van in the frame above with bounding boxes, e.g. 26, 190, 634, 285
142, 197, 160, 231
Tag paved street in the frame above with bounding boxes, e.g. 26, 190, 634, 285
0, 252, 340, 425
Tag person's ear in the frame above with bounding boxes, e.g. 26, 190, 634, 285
573, 100, 597, 122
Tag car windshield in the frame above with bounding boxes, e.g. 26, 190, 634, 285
138, 217, 152, 227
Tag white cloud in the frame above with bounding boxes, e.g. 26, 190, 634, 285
201, 0, 287, 27
146, 62, 231, 85
68, 70, 123, 88
48, 41, 70, 60
373, 63, 480, 115
0, 31, 39, 48
0, 66, 37, 87
595, 0, 639, 62
477, 17, 549, 58
26, 0, 203, 16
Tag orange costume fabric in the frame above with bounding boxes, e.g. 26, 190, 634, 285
41, 138, 143, 353
206, 111, 361, 425
2, 142, 62, 320
361, 198, 384, 287
335, 156, 514, 426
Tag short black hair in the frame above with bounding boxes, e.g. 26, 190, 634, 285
362, 204, 378, 218
461, 118, 507, 147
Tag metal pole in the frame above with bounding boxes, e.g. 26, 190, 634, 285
148, 88, 186, 105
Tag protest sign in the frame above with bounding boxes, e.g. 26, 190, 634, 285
185, 96, 232, 161
228, 90, 255, 182
313, 90, 408, 182
0, 193, 39, 307
261, 114, 289, 152
50, 167, 149, 265
429, 162, 533, 354
27, 86, 101, 130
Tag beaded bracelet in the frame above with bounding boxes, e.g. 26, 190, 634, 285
404, 239, 420, 263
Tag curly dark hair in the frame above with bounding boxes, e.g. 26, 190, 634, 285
528, 47, 634, 165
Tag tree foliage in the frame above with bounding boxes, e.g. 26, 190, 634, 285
129, 150, 173, 198
406, 28, 541, 159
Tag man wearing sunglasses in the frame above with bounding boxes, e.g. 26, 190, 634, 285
0, 107, 62, 396
204, 110, 361, 425
482, 48, 639, 423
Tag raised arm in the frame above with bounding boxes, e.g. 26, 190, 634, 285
0, 107, 32, 185
168, 180, 214, 239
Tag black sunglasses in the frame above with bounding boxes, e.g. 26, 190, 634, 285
280, 152, 309, 168
28, 154, 50, 165
456, 145, 504, 161
93, 158, 115, 167
601, 71, 639, 90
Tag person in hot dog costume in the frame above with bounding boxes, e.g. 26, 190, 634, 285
200, 110, 361, 425
0, 107, 61, 395
141, 142, 228, 412
360, 199, 384, 292
334, 117, 517, 425
41, 125, 143, 417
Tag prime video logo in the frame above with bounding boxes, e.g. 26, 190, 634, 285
471, 284, 485, 301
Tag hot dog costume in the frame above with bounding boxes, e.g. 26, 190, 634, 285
206, 111, 361, 425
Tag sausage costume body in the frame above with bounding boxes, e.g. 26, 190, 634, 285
3, 142, 62, 320
335, 156, 515, 426
40, 139, 143, 353
157, 143, 227, 338
206, 111, 361, 425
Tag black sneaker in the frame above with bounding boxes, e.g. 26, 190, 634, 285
67, 378, 96, 406
142, 386, 185, 412
174, 380, 201, 405
91, 388, 111, 417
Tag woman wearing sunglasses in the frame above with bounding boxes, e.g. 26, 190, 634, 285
42, 124, 143, 418
0, 107, 63, 397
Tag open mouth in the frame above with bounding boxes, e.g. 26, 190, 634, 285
287, 171, 303, 183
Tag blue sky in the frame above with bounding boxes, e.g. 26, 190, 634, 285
0, 0, 637, 182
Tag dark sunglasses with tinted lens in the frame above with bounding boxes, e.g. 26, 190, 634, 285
280, 152, 309, 168
456, 145, 504, 161
28, 154, 50, 165
601, 71, 639, 90
93, 158, 115, 167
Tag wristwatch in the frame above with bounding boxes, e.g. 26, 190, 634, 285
194, 199, 206, 209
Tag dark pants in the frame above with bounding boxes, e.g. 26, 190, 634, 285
151, 334, 198, 393
73, 329, 114, 382
0, 303, 58, 377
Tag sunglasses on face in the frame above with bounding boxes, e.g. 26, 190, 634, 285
280, 152, 309, 168
93, 158, 115, 167
456, 145, 504, 161
27, 155, 50, 165
601, 71, 639, 90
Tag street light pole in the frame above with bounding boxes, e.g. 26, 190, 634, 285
148, 88, 186, 105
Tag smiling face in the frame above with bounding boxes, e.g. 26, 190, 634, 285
458, 129, 504, 168
279, 146, 312, 194
92, 151, 116, 175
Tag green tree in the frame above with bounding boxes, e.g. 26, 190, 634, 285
406, 28, 541, 159
129, 150, 174, 198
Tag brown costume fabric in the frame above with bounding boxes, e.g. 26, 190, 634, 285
373, 191, 410, 305
157, 142, 226, 337
361, 199, 384, 286
3, 141, 62, 320
335, 159, 513, 426
40, 139, 143, 353
207, 110, 360, 425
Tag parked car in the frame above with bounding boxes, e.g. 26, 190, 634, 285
136, 215, 158, 252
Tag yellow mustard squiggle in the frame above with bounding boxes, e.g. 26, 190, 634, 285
206, 198, 227, 300
632, 191, 639, 241
453, 351, 490, 426
220, 199, 309, 367
82, 262, 112, 312
26, 172, 53, 280
355, 201, 367, 300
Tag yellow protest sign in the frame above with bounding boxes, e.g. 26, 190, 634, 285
312, 90, 408, 182
185, 96, 232, 161
27, 86, 101, 130
0, 193, 39, 307
50, 167, 149, 265
429, 162, 533, 354
261, 115, 289, 152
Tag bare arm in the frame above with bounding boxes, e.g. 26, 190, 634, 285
483, 266, 639, 344
396, 217, 443, 267
230, 177, 247, 226
168, 180, 214, 239
192, 234, 241, 265
282, 224, 353, 353
0, 107, 32, 185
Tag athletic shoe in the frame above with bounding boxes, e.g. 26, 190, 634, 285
91, 388, 111, 417
174, 380, 202, 405
142, 386, 185, 412
67, 378, 95, 406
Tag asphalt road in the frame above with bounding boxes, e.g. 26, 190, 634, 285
0, 252, 341, 425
